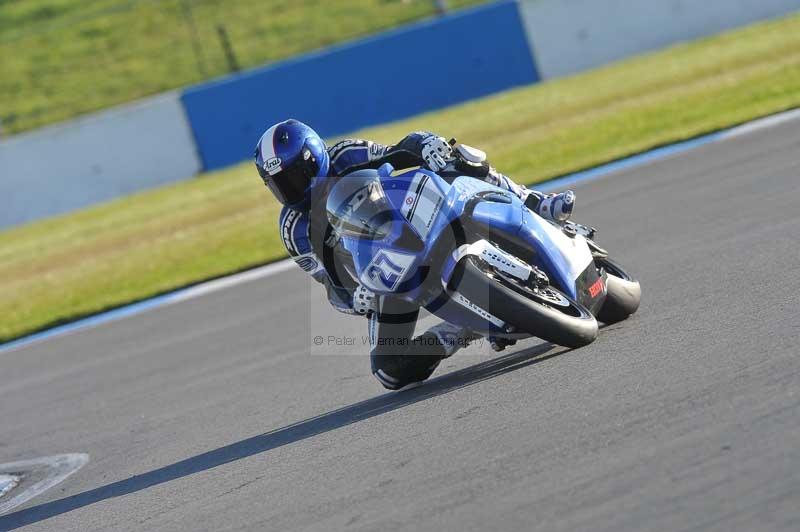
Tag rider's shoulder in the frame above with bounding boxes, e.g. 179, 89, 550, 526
328, 138, 368, 158
328, 138, 375, 174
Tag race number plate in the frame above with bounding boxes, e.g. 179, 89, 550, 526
360, 250, 416, 292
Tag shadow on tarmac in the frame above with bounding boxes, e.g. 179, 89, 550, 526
0, 341, 568, 529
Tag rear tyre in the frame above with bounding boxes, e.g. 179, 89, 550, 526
595, 257, 641, 324
452, 257, 598, 349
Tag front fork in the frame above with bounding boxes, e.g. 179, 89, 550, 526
432, 239, 549, 336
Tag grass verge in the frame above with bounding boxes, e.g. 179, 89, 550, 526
0, 0, 482, 134
2, 13, 800, 343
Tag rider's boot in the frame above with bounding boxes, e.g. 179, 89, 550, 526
524, 190, 576, 223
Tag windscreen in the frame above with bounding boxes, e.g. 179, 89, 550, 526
326, 172, 394, 240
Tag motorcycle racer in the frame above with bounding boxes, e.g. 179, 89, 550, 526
255, 119, 576, 390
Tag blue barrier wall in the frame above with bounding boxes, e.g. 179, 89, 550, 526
181, 0, 539, 171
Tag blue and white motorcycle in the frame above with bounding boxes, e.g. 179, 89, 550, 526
326, 148, 641, 349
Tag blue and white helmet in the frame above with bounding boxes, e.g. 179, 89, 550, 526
254, 119, 330, 209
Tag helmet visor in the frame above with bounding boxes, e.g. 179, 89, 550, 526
259, 148, 319, 206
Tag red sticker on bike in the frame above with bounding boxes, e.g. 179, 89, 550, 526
588, 277, 604, 298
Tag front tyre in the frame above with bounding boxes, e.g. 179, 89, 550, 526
595, 256, 641, 324
452, 257, 598, 349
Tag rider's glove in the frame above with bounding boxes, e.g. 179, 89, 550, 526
352, 285, 377, 316
421, 135, 453, 172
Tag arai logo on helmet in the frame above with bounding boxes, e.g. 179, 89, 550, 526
264, 157, 282, 176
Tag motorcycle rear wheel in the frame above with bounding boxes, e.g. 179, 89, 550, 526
594, 256, 641, 324
451, 257, 598, 349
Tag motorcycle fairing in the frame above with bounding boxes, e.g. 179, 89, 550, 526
438, 176, 594, 300
336, 167, 596, 315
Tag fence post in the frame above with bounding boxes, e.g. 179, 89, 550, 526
216, 24, 241, 73
181, 0, 207, 77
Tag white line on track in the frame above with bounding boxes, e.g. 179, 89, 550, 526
166, 258, 296, 304
0, 454, 89, 516
718, 108, 800, 140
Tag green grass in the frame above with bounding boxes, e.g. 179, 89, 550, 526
2, 12, 800, 343
0, 0, 484, 134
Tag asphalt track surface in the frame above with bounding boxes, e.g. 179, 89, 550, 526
2, 118, 799, 531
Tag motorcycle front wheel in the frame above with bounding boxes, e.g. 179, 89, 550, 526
451, 257, 598, 349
